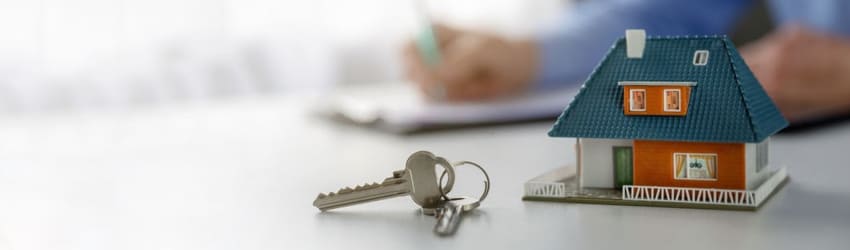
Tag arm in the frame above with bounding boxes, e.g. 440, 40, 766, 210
740, 25, 850, 122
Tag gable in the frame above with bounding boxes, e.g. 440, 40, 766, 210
548, 36, 788, 143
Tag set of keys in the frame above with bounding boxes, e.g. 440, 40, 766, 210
312, 151, 490, 236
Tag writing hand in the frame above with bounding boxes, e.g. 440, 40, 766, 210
402, 24, 538, 102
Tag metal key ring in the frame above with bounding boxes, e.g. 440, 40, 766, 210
438, 160, 490, 203
432, 156, 455, 202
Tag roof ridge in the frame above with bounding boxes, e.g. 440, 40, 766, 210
720, 37, 758, 142
615, 35, 729, 40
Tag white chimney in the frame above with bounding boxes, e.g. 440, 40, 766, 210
626, 29, 646, 59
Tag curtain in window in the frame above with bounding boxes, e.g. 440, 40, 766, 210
675, 153, 717, 179
665, 90, 679, 110
675, 154, 687, 178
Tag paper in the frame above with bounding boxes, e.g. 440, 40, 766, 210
315, 83, 579, 133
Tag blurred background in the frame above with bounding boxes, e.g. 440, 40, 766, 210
1, 1, 849, 249
0, 0, 565, 114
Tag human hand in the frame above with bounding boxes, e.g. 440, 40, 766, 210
741, 25, 850, 122
402, 24, 538, 102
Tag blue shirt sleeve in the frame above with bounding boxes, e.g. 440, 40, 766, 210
534, 0, 754, 90
768, 0, 850, 36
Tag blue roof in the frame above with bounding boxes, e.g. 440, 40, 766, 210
548, 36, 788, 143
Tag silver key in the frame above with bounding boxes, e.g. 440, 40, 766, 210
433, 196, 480, 236
313, 151, 455, 211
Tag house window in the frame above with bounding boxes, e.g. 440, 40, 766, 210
756, 140, 769, 172
693, 50, 709, 66
664, 89, 681, 112
674, 153, 717, 180
630, 89, 646, 111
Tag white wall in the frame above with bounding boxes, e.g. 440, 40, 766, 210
578, 138, 633, 189
745, 138, 772, 190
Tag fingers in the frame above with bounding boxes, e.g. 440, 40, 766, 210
402, 24, 465, 91
436, 35, 487, 87
431, 24, 463, 47
403, 39, 440, 94
403, 25, 489, 101
430, 40, 496, 101
402, 41, 425, 81
403, 24, 524, 102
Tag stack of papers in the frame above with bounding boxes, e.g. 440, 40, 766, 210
314, 83, 579, 133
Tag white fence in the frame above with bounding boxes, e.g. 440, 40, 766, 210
524, 182, 566, 198
622, 168, 787, 207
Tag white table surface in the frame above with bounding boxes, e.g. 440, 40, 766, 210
0, 96, 848, 250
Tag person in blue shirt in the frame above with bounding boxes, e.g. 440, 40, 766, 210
403, 0, 850, 123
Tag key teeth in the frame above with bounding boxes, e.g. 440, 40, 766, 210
316, 175, 400, 204
313, 169, 412, 211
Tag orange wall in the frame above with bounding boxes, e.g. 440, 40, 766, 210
623, 86, 690, 116
633, 140, 745, 190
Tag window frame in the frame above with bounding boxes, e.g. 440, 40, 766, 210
693, 50, 709, 66
629, 89, 647, 111
673, 153, 719, 181
663, 89, 682, 112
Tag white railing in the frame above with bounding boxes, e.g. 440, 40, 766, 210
622, 185, 756, 206
752, 167, 787, 206
622, 167, 787, 207
524, 182, 566, 198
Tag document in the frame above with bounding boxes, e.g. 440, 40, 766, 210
315, 83, 578, 133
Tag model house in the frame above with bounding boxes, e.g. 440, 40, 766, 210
525, 30, 789, 210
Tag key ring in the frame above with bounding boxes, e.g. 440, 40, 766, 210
438, 160, 490, 203
432, 156, 455, 202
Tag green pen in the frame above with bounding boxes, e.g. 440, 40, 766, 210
417, 22, 442, 67
413, 0, 446, 99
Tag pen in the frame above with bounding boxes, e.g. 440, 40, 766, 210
413, 0, 446, 100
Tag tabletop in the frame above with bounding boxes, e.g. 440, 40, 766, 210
0, 96, 848, 250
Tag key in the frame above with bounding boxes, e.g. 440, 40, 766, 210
313, 151, 455, 211
433, 196, 480, 236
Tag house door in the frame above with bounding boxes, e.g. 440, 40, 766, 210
613, 147, 633, 188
